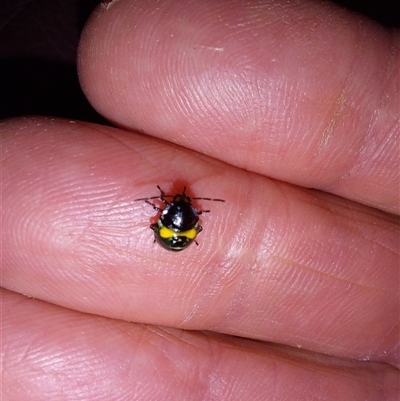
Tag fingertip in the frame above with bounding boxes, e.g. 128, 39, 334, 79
78, 0, 399, 213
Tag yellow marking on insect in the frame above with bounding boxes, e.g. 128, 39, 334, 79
159, 226, 197, 240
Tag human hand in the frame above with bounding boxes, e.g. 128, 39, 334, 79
2, 0, 399, 399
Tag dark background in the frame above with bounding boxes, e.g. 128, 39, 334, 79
0, 0, 398, 123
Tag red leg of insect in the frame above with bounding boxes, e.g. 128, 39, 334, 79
193, 226, 202, 246
197, 209, 210, 215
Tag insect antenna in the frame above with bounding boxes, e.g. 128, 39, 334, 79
191, 197, 226, 202
134, 195, 161, 202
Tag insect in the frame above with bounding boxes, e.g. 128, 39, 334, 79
135, 185, 225, 252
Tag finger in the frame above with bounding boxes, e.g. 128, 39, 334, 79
78, 0, 399, 214
2, 117, 399, 367
3, 289, 398, 400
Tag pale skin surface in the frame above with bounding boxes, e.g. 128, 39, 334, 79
2, 0, 399, 399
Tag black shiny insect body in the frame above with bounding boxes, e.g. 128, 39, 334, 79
135, 185, 225, 251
